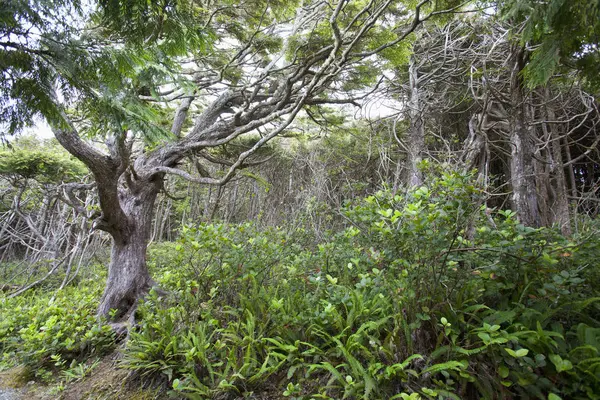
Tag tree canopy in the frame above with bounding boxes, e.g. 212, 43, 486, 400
501, 0, 600, 89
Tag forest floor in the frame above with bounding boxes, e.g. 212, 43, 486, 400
0, 366, 27, 400
0, 354, 162, 400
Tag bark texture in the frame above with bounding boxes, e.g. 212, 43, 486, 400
509, 47, 541, 227
406, 58, 425, 187
97, 183, 159, 318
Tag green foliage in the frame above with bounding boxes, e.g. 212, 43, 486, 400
1, 0, 213, 140
501, 0, 600, 90
0, 280, 115, 379
95, 0, 213, 54
0, 0, 84, 132
2, 170, 599, 398
120, 171, 600, 398
0, 136, 87, 182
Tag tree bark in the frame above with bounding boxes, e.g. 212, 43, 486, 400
406, 57, 425, 187
542, 88, 571, 235
508, 47, 541, 227
97, 183, 159, 319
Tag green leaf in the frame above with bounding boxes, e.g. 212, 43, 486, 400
549, 354, 573, 372
515, 349, 529, 357
422, 361, 465, 375
498, 365, 509, 378
478, 332, 491, 343
505, 348, 528, 358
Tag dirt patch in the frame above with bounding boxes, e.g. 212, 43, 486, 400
1, 354, 165, 400
0, 366, 31, 389
56, 354, 128, 400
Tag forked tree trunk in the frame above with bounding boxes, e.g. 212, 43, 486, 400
97, 184, 159, 320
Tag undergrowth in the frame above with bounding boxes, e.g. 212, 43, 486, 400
0, 280, 115, 381
2, 171, 600, 399
127, 171, 600, 399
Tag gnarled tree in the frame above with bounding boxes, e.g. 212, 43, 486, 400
2, 0, 468, 321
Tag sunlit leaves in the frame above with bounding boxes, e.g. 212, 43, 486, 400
0, 136, 87, 182
96, 0, 214, 55
368, 29, 415, 67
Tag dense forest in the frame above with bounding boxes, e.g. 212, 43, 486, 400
1, 0, 600, 399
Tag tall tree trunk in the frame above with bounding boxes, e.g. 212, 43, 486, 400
227, 179, 239, 223
203, 185, 213, 221
509, 47, 541, 227
542, 88, 571, 235
550, 137, 571, 235
97, 184, 158, 320
209, 184, 223, 222
151, 196, 163, 243
406, 58, 425, 187
392, 151, 403, 194
37, 193, 52, 239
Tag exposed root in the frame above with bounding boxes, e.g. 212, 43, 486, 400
103, 282, 169, 340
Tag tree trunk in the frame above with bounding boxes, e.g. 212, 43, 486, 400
406, 57, 425, 187
542, 88, 571, 235
97, 185, 158, 320
509, 47, 541, 227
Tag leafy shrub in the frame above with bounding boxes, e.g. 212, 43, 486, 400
121, 171, 600, 399
0, 280, 115, 379
2, 170, 598, 398
0, 136, 87, 182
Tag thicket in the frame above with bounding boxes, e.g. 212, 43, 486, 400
2, 171, 599, 399
0, 280, 115, 381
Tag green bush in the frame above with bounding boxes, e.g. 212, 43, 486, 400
120, 171, 600, 399
0, 280, 115, 379
2, 170, 598, 398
